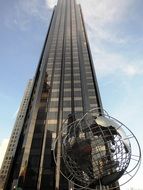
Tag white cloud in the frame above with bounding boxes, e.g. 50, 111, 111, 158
91, 49, 143, 78
5, 0, 53, 30
0, 138, 9, 169
45, 0, 57, 9
17, 0, 45, 18
122, 64, 143, 76
79, 0, 133, 23
78, 0, 135, 44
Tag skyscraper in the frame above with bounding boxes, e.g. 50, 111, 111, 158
0, 80, 33, 189
0, 0, 119, 189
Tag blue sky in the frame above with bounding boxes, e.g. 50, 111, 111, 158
0, 0, 143, 189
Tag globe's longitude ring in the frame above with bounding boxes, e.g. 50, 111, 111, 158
53, 108, 141, 190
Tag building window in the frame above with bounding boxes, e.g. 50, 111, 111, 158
47, 120, 57, 125
75, 107, 83, 112
49, 108, 58, 112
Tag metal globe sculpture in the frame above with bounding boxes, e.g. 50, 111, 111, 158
53, 108, 141, 189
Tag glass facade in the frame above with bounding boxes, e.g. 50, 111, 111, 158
0, 0, 120, 189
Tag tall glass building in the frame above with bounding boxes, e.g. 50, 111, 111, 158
0, 0, 119, 189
